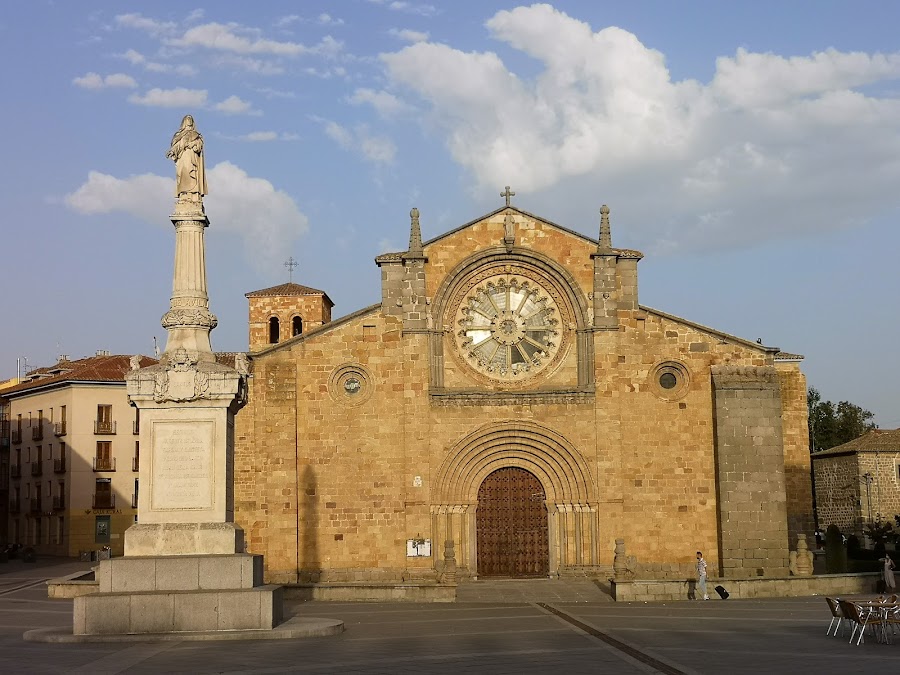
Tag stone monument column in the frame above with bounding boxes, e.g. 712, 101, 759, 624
124, 114, 245, 556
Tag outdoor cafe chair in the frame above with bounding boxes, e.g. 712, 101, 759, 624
824, 597, 846, 637
838, 599, 888, 646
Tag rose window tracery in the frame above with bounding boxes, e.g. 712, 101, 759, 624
454, 275, 561, 381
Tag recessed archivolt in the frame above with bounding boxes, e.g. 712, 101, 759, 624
434, 420, 596, 504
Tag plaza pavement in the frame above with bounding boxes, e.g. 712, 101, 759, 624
0, 557, 897, 674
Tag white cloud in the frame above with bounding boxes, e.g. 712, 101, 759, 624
115, 13, 177, 37
348, 88, 410, 117
322, 120, 396, 164
379, 4, 900, 252
73, 72, 137, 89
173, 22, 341, 58
388, 28, 429, 43
368, 0, 437, 17
212, 54, 284, 75
214, 95, 260, 115
122, 48, 145, 65
185, 8, 205, 23
120, 48, 197, 75
64, 162, 309, 270
317, 13, 344, 26
275, 15, 301, 28
128, 87, 208, 108
231, 131, 299, 142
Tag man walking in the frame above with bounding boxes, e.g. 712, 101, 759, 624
696, 551, 709, 600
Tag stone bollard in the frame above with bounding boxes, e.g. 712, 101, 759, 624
440, 540, 457, 585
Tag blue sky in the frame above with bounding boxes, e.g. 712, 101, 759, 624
1, 1, 899, 426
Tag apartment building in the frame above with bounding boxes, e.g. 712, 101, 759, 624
3, 353, 157, 556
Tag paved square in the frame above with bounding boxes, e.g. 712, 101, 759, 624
1, 560, 896, 674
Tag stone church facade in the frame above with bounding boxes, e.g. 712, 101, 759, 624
234, 202, 813, 585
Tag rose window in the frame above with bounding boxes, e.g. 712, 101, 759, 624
455, 276, 561, 381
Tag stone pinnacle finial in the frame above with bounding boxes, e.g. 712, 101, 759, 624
407, 207, 423, 256
598, 204, 612, 250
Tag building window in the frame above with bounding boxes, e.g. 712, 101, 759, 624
292, 315, 303, 337
94, 478, 113, 509
56, 516, 64, 545
94, 441, 115, 471
268, 316, 280, 344
95, 405, 115, 434
133, 441, 140, 472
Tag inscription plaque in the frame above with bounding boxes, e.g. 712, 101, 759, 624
150, 420, 214, 510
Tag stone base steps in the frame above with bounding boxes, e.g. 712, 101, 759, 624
456, 578, 614, 603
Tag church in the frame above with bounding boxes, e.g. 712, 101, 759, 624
233, 195, 813, 585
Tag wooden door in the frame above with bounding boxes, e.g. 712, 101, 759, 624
476, 467, 549, 577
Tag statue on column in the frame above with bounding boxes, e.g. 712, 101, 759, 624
166, 114, 207, 203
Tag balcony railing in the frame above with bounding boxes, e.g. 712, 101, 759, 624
54, 421, 67, 436
29, 497, 42, 514
93, 457, 116, 472
132, 456, 139, 472
54, 457, 67, 473
92, 493, 115, 509
32, 425, 43, 441
131, 493, 138, 508
11, 429, 22, 444
133, 420, 140, 435
52, 495, 65, 510
94, 420, 117, 435
10, 464, 21, 479
30, 462, 42, 477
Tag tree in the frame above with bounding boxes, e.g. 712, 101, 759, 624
808, 387, 877, 452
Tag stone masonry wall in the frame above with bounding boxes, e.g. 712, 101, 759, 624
812, 453, 861, 532
776, 364, 815, 540
712, 365, 790, 578
248, 294, 331, 352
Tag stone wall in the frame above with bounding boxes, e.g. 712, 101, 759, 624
712, 365, 790, 578
813, 452, 860, 532
611, 572, 881, 602
248, 294, 331, 352
776, 364, 815, 539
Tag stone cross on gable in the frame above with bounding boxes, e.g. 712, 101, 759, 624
501, 185, 516, 207
284, 257, 298, 282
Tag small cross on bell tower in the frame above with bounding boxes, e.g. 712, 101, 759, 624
284, 256, 298, 282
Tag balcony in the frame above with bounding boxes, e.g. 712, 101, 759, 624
54, 421, 67, 436
131, 493, 138, 508
54, 457, 67, 473
133, 420, 140, 435
30, 462, 43, 477
10, 464, 21, 479
94, 420, 117, 435
52, 495, 65, 510
29, 497, 42, 514
92, 493, 115, 509
0, 420, 8, 448
9, 500, 21, 515
132, 456, 139, 472
93, 457, 116, 472
11, 429, 22, 444
32, 425, 43, 441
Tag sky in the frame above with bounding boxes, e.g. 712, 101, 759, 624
1, 1, 899, 427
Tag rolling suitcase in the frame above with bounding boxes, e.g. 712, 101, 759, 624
714, 585, 730, 600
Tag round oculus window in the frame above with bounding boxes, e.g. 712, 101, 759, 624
454, 275, 561, 381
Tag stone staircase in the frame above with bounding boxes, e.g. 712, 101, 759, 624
456, 577, 614, 603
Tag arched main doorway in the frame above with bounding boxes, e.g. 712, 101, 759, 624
476, 467, 549, 577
